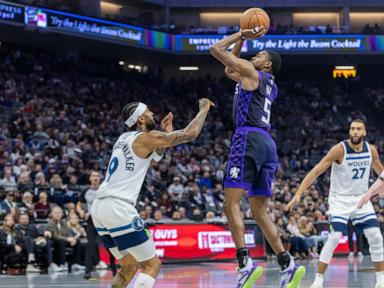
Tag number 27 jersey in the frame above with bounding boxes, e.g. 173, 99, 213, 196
330, 140, 372, 197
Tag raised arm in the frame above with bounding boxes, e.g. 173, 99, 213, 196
133, 99, 214, 158
286, 144, 344, 211
224, 39, 244, 82
210, 28, 266, 80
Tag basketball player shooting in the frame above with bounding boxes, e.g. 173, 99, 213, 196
286, 119, 384, 288
210, 26, 305, 288
91, 98, 214, 288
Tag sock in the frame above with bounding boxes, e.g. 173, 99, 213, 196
277, 252, 292, 271
315, 273, 324, 280
236, 248, 250, 269
133, 273, 155, 288
376, 271, 384, 284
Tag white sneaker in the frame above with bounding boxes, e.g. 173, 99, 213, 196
310, 279, 324, 288
358, 252, 364, 261
48, 263, 62, 273
26, 264, 40, 273
96, 261, 108, 270
59, 264, 68, 271
348, 252, 354, 260
375, 284, 384, 288
72, 264, 85, 270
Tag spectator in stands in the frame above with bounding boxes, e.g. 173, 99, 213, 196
67, 212, 86, 269
18, 191, 35, 221
0, 191, 17, 219
16, 213, 58, 272
1, 168, 17, 192
0, 214, 27, 271
287, 215, 315, 258
17, 172, 33, 193
168, 176, 185, 206
34, 192, 51, 220
47, 206, 81, 271
154, 210, 164, 221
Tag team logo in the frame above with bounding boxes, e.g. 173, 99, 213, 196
132, 216, 145, 231
230, 167, 240, 179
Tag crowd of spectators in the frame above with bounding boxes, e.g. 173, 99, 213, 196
0, 45, 383, 272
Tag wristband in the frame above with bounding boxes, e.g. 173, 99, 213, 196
379, 175, 384, 182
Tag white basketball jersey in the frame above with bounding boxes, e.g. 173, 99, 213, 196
330, 140, 372, 197
96, 131, 161, 206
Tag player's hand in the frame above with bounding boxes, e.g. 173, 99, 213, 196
199, 98, 215, 111
357, 191, 374, 209
241, 26, 267, 39
160, 112, 174, 133
285, 193, 301, 212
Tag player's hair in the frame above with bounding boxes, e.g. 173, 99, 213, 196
350, 118, 366, 128
265, 50, 282, 75
122, 102, 139, 126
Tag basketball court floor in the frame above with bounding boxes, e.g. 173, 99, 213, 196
0, 258, 377, 287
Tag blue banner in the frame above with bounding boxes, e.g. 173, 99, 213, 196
1, 2, 384, 54
0, 1, 24, 25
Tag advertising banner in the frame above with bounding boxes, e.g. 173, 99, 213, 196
0, 1, 24, 25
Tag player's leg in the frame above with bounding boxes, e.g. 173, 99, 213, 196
353, 202, 384, 287
223, 188, 247, 262
248, 196, 305, 288
363, 227, 384, 288
134, 256, 161, 288
223, 131, 264, 287
310, 231, 343, 288
249, 133, 305, 288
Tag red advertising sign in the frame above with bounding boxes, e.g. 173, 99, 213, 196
98, 223, 351, 264
148, 223, 265, 262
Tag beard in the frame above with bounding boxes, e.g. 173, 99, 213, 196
350, 135, 364, 145
147, 120, 157, 131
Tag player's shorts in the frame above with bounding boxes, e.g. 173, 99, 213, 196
91, 197, 156, 262
328, 194, 379, 235
223, 126, 277, 197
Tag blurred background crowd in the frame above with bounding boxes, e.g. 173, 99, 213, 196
0, 45, 383, 273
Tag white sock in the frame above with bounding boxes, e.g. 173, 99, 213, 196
376, 271, 384, 284
239, 257, 253, 272
313, 273, 324, 284
133, 273, 156, 288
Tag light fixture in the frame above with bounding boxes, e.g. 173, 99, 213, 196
118, 60, 125, 66
179, 66, 199, 71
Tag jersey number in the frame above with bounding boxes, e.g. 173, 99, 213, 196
352, 168, 366, 180
107, 157, 119, 182
261, 98, 272, 125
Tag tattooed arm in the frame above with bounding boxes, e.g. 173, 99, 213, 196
133, 98, 215, 158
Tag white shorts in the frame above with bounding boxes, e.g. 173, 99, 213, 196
91, 198, 156, 262
328, 194, 378, 235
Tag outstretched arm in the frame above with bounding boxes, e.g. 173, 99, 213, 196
357, 145, 384, 208
133, 99, 214, 158
286, 144, 344, 211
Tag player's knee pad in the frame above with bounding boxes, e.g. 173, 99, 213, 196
319, 231, 342, 264
364, 227, 384, 262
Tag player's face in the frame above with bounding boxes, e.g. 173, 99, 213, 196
349, 122, 366, 145
90, 172, 100, 186
250, 51, 271, 71
142, 109, 157, 131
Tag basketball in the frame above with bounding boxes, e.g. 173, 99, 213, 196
240, 8, 270, 32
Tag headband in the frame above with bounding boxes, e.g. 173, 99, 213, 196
125, 102, 147, 127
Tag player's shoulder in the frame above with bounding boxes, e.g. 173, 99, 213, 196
327, 143, 344, 159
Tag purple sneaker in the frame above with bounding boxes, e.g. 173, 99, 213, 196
280, 262, 306, 288
236, 261, 264, 288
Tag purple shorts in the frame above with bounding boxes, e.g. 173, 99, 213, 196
224, 127, 277, 197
